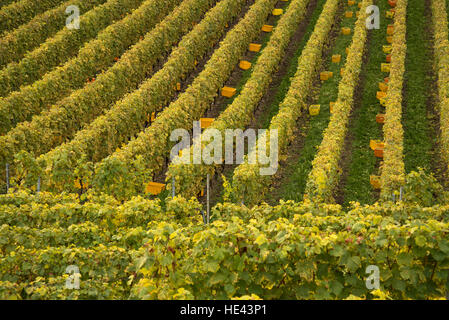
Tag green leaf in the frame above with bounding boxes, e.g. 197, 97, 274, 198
396, 252, 413, 266
415, 235, 427, 247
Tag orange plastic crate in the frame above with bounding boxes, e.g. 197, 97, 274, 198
200, 118, 215, 129
376, 91, 387, 100
341, 27, 351, 35
332, 54, 341, 63
320, 71, 333, 81
374, 148, 384, 158
239, 60, 252, 70
388, 0, 397, 8
376, 114, 385, 124
249, 43, 261, 52
145, 182, 166, 195
261, 25, 273, 32
345, 11, 353, 18
386, 54, 391, 63
387, 24, 394, 35
370, 140, 384, 151
221, 86, 236, 98
386, 36, 393, 44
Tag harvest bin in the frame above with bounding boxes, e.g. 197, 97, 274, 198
248, 43, 261, 52
261, 25, 273, 32
145, 182, 165, 195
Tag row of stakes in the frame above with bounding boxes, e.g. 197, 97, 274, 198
4, 163, 41, 194
3, 161, 214, 225
146, 175, 212, 225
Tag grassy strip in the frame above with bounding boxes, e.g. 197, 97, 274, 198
402, 0, 433, 173
274, 2, 356, 202
342, 0, 388, 206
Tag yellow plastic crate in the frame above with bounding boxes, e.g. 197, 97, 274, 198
345, 47, 350, 55
345, 11, 353, 18
239, 60, 252, 70
320, 71, 333, 81
272, 8, 283, 16
386, 36, 393, 44
370, 175, 381, 189
379, 82, 388, 92
370, 140, 385, 151
309, 105, 320, 116
386, 10, 395, 19
145, 182, 165, 195
249, 43, 261, 52
332, 54, 341, 63
261, 25, 273, 32
348, 0, 355, 5
221, 86, 236, 98
341, 27, 351, 35
200, 118, 215, 129
381, 63, 390, 73
176, 82, 181, 91
380, 97, 387, 107
383, 45, 392, 54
